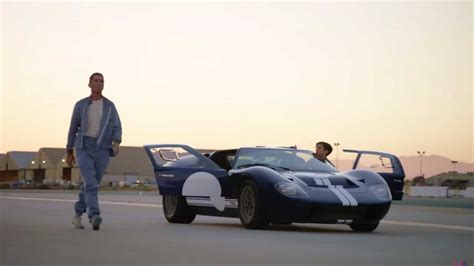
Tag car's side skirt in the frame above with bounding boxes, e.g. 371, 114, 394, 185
185, 196, 238, 209
191, 205, 239, 218
184, 196, 239, 218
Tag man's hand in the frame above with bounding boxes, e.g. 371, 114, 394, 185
66, 153, 75, 167
112, 142, 120, 156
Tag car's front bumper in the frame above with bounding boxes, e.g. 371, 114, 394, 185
264, 194, 391, 224
307, 203, 391, 224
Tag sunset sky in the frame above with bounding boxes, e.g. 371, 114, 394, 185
1, 1, 473, 163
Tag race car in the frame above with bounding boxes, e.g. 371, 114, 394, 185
144, 145, 405, 232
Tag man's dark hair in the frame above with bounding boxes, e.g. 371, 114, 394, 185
89, 72, 104, 83
316, 141, 333, 155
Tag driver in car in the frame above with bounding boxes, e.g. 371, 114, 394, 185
314, 141, 335, 167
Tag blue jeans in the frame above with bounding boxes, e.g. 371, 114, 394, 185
74, 136, 110, 219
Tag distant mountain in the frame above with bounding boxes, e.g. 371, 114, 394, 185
398, 155, 473, 179
334, 155, 473, 180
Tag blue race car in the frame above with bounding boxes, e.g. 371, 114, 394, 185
144, 145, 405, 232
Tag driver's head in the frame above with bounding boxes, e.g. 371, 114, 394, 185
315, 141, 332, 160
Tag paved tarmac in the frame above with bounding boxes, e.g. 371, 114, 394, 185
1, 190, 473, 266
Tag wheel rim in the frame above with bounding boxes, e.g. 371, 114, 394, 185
164, 195, 178, 217
240, 186, 256, 223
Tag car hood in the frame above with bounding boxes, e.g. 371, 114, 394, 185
282, 171, 364, 189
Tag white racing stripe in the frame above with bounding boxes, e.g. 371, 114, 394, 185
336, 185, 358, 206
314, 178, 324, 186
322, 179, 350, 206
330, 186, 350, 206
186, 198, 213, 207
2, 195, 473, 232
185, 197, 238, 209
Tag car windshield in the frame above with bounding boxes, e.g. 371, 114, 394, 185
233, 148, 337, 173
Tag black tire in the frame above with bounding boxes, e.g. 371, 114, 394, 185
238, 179, 269, 229
162, 194, 196, 224
349, 222, 379, 232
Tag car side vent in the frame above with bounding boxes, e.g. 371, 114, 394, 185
329, 177, 358, 188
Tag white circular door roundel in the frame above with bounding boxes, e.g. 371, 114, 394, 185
182, 172, 226, 211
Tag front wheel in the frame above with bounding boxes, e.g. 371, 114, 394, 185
349, 222, 379, 232
162, 194, 196, 224
238, 180, 269, 229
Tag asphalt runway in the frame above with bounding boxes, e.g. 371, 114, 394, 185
1, 190, 473, 266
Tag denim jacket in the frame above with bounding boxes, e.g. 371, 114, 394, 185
67, 96, 122, 153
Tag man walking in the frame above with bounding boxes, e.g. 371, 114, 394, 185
66, 72, 122, 230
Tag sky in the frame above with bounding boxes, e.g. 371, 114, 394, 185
1, 1, 473, 163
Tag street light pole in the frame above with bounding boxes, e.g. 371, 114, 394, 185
334, 143, 340, 168
417, 151, 425, 177
451, 160, 458, 196
39, 153, 46, 183
32, 152, 44, 184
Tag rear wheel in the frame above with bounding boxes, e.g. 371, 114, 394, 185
238, 180, 269, 229
162, 194, 196, 224
349, 222, 379, 232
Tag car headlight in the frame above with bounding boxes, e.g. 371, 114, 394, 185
368, 184, 392, 200
275, 182, 309, 198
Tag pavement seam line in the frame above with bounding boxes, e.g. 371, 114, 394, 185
0, 196, 163, 208
380, 220, 474, 231
1, 195, 473, 231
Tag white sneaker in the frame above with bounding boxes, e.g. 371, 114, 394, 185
72, 215, 85, 229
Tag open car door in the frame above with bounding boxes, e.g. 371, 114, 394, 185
144, 145, 229, 207
343, 149, 406, 200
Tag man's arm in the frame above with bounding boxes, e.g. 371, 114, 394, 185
112, 105, 122, 144
111, 104, 122, 155
66, 102, 80, 166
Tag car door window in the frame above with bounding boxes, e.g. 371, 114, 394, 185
355, 154, 394, 174
149, 146, 221, 169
